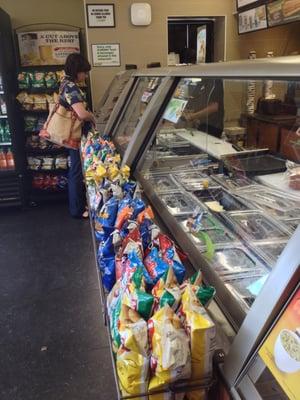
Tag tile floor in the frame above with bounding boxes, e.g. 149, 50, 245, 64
0, 203, 117, 400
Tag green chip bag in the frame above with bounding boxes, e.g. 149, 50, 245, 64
30, 72, 45, 89
18, 72, 30, 90
45, 72, 58, 89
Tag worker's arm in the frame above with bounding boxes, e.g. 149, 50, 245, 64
72, 102, 96, 125
182, 102, 219, 122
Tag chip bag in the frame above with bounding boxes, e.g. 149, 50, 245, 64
117, 305, 150, 399
123, 261, 154, 320
152, 266, 181, 312
178, 284, 216, 383
148, 305, 191, 396
144, 246, 171, 286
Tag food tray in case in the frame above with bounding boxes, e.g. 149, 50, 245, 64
173, 171, 215, 191
193, 187, 250, 212
223, 272, 268, 309
147, 173, 180, 193
235, 186, 300, 218
211, 174, 254, 190
282, 218, 300, 232
160, 191, 202, 216
206, 244, 268, 277
250, 240, 288, 268
177, 214, 236, 246
223, 210, 289, 241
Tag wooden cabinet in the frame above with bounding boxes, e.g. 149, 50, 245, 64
246, 114, 296, 155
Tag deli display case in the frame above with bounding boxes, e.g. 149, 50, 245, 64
107, 58, 300, 399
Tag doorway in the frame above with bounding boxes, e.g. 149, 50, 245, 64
167, 16, 226, 65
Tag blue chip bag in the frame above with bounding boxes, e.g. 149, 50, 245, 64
163, 247, 186, 284
98, 256, 116, 292
140, 218, 153, 251
122, 181, 136, 197
127, 250, 153, 286
98, 234, 114, 258
96, 196, 119, 228
95, 225, 114, 242
144, 247, 169, 285
132, 198, 146, 220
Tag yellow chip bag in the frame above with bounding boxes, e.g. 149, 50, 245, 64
117, 305, 149, 399
178, 284, 216, 384
148, 305, 191, 399
152, 266, 181, 313
108, 164, 120, 180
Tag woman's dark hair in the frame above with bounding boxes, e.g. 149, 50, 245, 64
64, 53, 91, 81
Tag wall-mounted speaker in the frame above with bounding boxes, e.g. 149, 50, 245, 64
131, 3, 152, 26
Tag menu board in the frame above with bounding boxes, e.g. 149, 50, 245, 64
238, 5, 268, 33
259, 288, 300, 400
267, 0, 300, 27
17, 31, 80, 66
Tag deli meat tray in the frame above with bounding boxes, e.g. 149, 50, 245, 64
223, 210, 290, 241
160, 191, 203, 216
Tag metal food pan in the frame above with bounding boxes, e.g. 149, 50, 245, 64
159, 190, 204, 216
222, 210, 290, 241
146, 173, 181, 193
177, 213, 236, 247
193, 187, 250, 212
248, 239, 288, 269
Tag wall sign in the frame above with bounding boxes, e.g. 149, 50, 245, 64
92, 43, 120, 67
259, 288, 300, 400
86, 4, 115, 28
267, 0, 300, 27
238, 5, 268, 34
17, 31, 80, 66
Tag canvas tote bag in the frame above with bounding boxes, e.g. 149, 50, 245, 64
39, 82, 83, 149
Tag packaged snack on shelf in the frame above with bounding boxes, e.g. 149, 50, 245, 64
123, 260, 155, 320
152, 266, 181, 312
29, 72, 45, 89
18, 72, 30, 90
56, 70, 65, 82
17, 92, 35, 111
41, 156, 54, 170
55, 155, 68, 170
27, 156, 42, 170
24, 115, 38, 132
158, 234, 186, 284
94, 196, 119, 241
178, 284, 216, 383
144, 246, 170, 286
116, 304, 150, 399
33, 94, 47, 111
45, 72, 58, 89
148, 305, 191, 395
98, 256, 116, 292
115, 196, 134, 231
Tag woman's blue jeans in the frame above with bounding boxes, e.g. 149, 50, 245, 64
68, 149, 85, 217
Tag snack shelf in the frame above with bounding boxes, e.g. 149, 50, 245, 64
28, 168, 68, 174
18, 87, 59, 95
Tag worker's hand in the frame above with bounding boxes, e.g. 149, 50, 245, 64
182, 111, 195, 122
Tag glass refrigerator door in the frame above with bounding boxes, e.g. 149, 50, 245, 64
0, 74, 15, 171
113, 76, 163, 153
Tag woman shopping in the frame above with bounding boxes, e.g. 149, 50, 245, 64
41, 53, 95, 218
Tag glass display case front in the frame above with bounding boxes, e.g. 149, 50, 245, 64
129, 64, 300, 330
113, 76, 163, 152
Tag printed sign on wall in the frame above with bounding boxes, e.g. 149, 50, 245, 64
238, 5, 268, 33
86, 4, 115, 27
17, 31, 80, 66
92, 43, 120, 67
